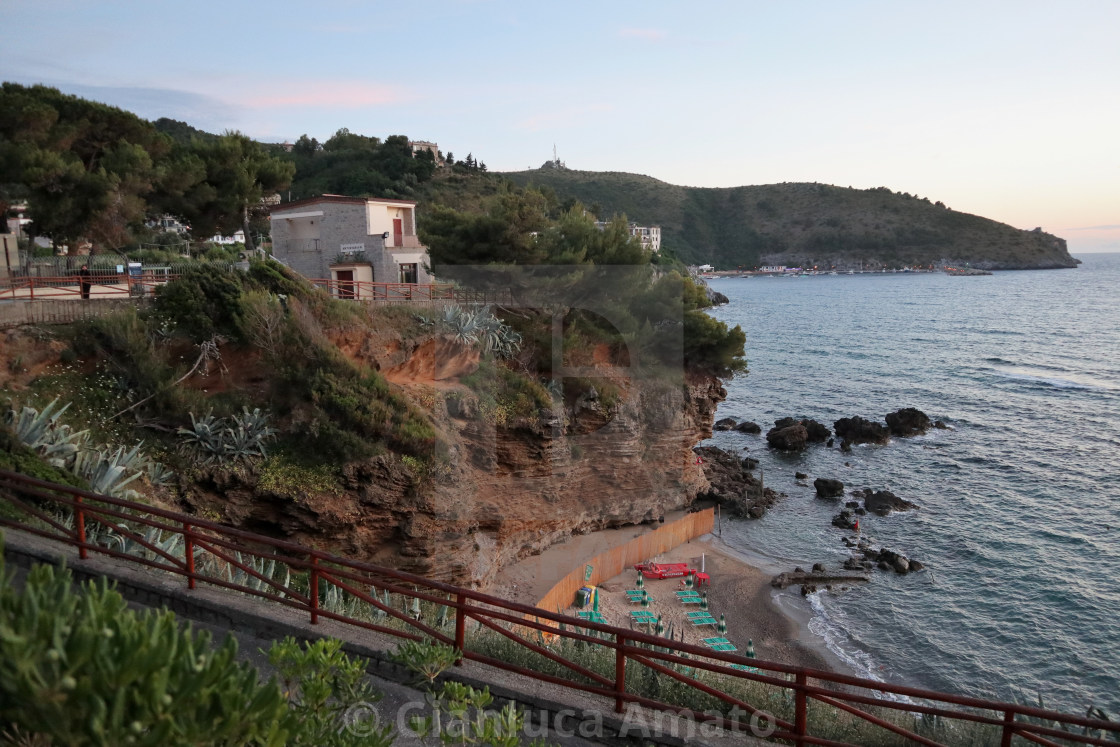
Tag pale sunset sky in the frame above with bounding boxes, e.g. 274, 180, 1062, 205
3, 0, 1117, 253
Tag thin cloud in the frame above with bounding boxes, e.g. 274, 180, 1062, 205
619, 28, 667, 41
1067, 224, 1120, 231
241, 82, 414, 110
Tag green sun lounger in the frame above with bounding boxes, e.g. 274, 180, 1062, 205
708, 643, 737, 652
687, 611, 714, 619
690, 616, 718, 627
675, 590, 702, 598
702, 637, 731, 646
577, 611, 606, 623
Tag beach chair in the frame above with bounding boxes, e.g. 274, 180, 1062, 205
687, 610, 714, 619
702, 636, 731, 646
690, 615, 718, 628
679, 596, 702, 605
577, 611, 606, 624
629, 610, 657, 628
731, 663, 761, 673
709, 643, 738, 652
675, 590, 702, 598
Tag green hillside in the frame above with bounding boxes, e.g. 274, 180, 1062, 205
502, 167, 1077, 271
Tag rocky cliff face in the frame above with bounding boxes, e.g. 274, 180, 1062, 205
186, 334, 726, 588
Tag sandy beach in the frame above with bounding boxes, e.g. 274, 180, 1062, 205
486, 524, 840, 675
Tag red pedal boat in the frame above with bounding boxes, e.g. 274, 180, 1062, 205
634, 562, 692, 579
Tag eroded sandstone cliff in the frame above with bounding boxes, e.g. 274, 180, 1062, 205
185, 329, 726, 588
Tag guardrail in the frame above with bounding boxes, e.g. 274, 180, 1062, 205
0, 468, 1117, 746
0, 273, 504, 306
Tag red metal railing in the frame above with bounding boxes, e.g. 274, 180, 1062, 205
0, 273, 501, 305
1, 468, 1117, 746
0, 272, 177, 301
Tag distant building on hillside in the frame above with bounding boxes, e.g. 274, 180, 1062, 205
409, 140, 442, 164
269, 194, 432, 292
594, 221, 662, 253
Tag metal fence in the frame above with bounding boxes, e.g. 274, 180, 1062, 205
1, 469, 1117, 746
536, 510, 714, 615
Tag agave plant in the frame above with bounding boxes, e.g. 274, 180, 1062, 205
177, 408, 275, 467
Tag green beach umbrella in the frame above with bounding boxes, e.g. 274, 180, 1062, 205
593, 587, 599, 613
746, 639, 756, 659
410, 594, 421, 619
718, 614, 727, 635
656, 615, 665, 637
641, 592, 649, 609
684, 572, 694, 590
636, 574, 644, 589
700, 591, 709, 611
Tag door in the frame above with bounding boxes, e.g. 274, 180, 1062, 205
393, 218, 403, 246
398, 263, 417, 284
336, 269, 355, 299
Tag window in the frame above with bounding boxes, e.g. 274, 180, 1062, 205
398, 263, 418, 284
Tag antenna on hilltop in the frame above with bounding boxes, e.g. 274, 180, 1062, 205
553, 144, 558, 162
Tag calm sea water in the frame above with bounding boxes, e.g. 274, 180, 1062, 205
702, 254, 1120, 715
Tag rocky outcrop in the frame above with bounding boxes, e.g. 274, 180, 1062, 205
885, 408, 932, 437
853, 487, 918, 515
735, 421, 761, 434
814, 478, 845, 499
766, 423, 808, 451
714, 417, 738, 431
833, 416, 889, 445
694, 445, 782, 519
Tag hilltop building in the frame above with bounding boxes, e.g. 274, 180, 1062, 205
269, 195, 432, 291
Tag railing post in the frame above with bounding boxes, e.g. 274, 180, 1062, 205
794, 671, 808, 746
614, 633, 627, 713
309, 554, 320, 624
183, 521, 196, 589
75, 494, 87, 559
454, 592, 466, 666
1000, 708, 1015, 747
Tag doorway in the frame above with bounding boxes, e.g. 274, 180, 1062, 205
336, 269, 355, 299
398, 263, 417, 284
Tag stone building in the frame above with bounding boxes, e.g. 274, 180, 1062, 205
269, 195, 432, 292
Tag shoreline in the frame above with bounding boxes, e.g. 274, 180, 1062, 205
485, 525, 848, 677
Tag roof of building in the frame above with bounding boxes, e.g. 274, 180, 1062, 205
269, 194, 418, 214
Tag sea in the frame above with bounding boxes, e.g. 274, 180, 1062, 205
701, 253, 1120, 716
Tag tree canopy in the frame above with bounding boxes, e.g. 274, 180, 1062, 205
0, 83, 294, 252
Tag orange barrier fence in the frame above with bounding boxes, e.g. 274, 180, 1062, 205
536, 509, 714, 614
1, 469, 1118, 746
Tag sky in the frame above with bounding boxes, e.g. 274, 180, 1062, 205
4, 0, 1118, 254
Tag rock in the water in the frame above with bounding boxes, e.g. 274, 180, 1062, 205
766, 424, 809, 451
803, 419, 831, 442
714, 417, 738, 431
812, 562, 826, 573
934, 420, 949, 430
736, 421, 762, 434
840, 440, 852, 453
833, 416, 890, 445
832, 509, 858, 530
795, 471, 808, 480
885, 408, 932, 437
815, 478, 845, 499
827, 438, 835, 447
742, 457, 760, 470
859, 489, 918, 516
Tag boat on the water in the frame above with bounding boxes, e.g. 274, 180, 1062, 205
945, 267, 993, 276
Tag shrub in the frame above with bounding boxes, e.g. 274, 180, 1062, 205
151, 264, 245, 341
0, 551, 292, 745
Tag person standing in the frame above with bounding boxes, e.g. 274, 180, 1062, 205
79, 264, 91, 300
